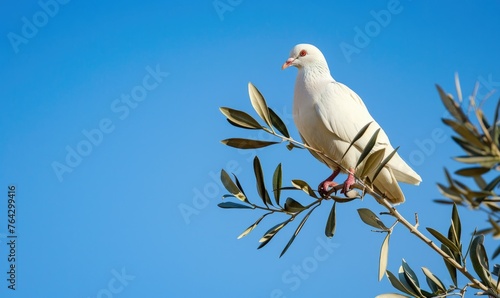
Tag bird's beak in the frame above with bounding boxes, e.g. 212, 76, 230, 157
281, 58, 295, 70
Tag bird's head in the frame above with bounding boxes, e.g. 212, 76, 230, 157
281, 44, 328, 70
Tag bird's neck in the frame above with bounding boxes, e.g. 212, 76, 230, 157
305, 62, 331, 76
295, 64, 335, 97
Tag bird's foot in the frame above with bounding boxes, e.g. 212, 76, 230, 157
318, 181, 338, 197
341, 170, 356, 195
318, 169, 341, 197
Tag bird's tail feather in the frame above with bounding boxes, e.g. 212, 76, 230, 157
373, 167, 405, 204
389, 155, 422, 185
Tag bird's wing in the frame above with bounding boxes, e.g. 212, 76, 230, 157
299, 132, 323, 163
314, 81, 391, 153
373, 166, 405, 204
314, 81, 422, 185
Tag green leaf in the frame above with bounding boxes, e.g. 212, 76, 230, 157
218, 202, 254, 209
272, 163, 282, 206
291, 179, 318, 198
487, 217, 500, 239
330, 196, 359, 203
454, 155, 500, 167
492, 245, 500, 259
455, 167, 490, 177
248, 82, 273, 130
268, 108, 290, 138
426, 227, 461, 253
441, 244, 457, 286
476, 109, 494, 144
233, 174, 247, 198
470, 234, 493, 287
472, 176, 487, 189
452, 179, 472, 194
492, 99, 500, 147
442, 118, 485, 148
371, 147, 399, 183
284, 197, 305, 213
280, 205, 319, 257
226, 118, 260, 130
386, 270, 416, 296
220, 169, 247, 202
356, 128, 381, 168
237, 212, 271, 239
220, 107, 263, 130
357, 208, 389, 231
358, 148, 386, 178
398, 263, 422, 297
221, 138, 279, 149
421, 267, 446, 294
494, 264, 500, 276
257, 218, 291, 249
485, 201, 500, 213
449, 204, 461, 246
481, 107, 493, 126
436, 84, 467, 123
443, 168, 454, 186
379, 233, 390, 281
454, 72, 463, 103
486, 175, 500, 191
436, 183, 463, 203
401, 259, 420, 288
253, 156, 273, 206
452, 136, 487, 155
341, 121, 373, 160
237, 223, 258, 239
325, 201, 337, 238
476, 227, 494, 235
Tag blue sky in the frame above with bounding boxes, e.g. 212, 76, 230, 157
1, 1, 500, 297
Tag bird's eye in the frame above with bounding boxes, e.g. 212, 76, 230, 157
299, 50, 307, 57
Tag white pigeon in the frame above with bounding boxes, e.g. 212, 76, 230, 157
282, 44, 421, 203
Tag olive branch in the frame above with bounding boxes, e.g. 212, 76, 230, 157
217, 78, 500, 297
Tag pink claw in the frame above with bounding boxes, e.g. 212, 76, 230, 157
318, 168, 340, 197
341, 169, 356, 194
319, 181, 338, 197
